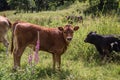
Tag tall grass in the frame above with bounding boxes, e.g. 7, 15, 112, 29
0, 2, 120, 80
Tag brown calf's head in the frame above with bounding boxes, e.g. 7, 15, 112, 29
58, 24, 79, 43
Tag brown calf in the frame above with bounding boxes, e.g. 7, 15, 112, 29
11, 21, 79, 70
0, 15, 11, 54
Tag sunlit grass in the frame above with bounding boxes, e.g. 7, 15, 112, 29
0, 2, 120, 80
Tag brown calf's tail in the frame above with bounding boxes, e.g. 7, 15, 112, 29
11, 21, 19, 54
7, 19, 12, 28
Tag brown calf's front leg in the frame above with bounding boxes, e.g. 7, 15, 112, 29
52, 53, 61, 71
56, 54, 61, 71
52, 53, 55, 70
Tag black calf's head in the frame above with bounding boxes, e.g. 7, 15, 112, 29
84, 31, 97, 44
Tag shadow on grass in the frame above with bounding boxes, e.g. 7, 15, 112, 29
0, 49, 7, 59
0, 49, 5, 53
36, 67, 70, 79
110, 53, 120, 63
84, 52, 120, 66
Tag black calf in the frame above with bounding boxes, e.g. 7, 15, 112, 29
84, 31, 120, 58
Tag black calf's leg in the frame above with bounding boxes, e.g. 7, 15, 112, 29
95, 46, 105, 59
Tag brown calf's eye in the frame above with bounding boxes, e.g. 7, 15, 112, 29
64, 31, 67, 33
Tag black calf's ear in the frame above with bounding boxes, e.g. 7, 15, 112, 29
94, 31, 97, 33
91, 31, 97, 34
74, 26, 79, 31
58, 27, 64, 31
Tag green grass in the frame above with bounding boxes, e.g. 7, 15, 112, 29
0, 2, 120, 80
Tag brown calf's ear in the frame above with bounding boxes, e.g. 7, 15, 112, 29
3, 13, 6, 17
74, 26, 79, 31
58, 27, 64, 31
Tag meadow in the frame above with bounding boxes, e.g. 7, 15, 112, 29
0, 2, 120, 80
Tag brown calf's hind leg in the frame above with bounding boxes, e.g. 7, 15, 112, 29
13, 47, 26, 70
2, 37, 9, 55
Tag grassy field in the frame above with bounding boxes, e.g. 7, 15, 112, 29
0, 2, 120, 80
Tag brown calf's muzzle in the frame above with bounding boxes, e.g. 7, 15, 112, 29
66, 37, 72, 41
